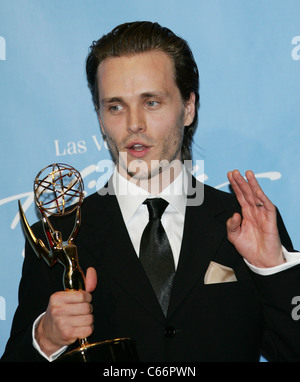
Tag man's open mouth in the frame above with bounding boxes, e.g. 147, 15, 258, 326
126, 142, 151, 158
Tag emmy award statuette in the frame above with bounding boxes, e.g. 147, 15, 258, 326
18, 163, 138, 362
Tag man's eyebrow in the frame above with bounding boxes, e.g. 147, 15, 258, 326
140, 91, 169, 99
101, 97, 123, 105
101, 91, 169, 105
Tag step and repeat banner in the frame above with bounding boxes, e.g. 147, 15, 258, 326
0, 0, 299, 359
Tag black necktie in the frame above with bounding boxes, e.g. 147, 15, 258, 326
139, 198, 175, 316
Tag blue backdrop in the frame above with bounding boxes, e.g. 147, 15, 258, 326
0, 0, 299, 359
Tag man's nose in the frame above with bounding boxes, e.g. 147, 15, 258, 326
126, 106, 146, 134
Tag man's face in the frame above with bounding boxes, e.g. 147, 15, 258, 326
97, 50, 195, 181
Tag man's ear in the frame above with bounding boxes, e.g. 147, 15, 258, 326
184, 92, 196, 126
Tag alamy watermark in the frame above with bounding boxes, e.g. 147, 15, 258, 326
0, 36, 6, 61
291, 36, 300, 61
291, 296, 300, 321
96, 155, 204, 207
0, 296, 5, 320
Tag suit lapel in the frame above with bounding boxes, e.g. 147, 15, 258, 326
167, 183, 229, 318
81, 190, 166, 322
80, 178, 234, 322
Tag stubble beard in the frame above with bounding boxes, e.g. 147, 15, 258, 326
105, 109, 185, 186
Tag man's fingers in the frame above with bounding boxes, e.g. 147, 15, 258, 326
245, 170, 265, 205
228, 170, 274, 212
68, 325, 94, 343
227, 170, 247, 206
245, 171, 274, 212
230, 170, 257, 206
226, 213, 242, 236
50, 299, 93, 317
85, 267, 97, 293
37, 281, 96, 355
50, 290, 92, 305
58, 312, 94, 328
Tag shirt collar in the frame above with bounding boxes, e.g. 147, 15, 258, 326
112, 166, 187, 223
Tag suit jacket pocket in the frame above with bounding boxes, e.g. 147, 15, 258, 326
204, 261, 237, 284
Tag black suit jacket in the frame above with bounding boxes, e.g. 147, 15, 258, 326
1, 179, 300, 362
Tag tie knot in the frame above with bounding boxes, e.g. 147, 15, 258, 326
144, 198, 169, 220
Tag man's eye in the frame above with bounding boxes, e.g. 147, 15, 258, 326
146, 101, 159, 107
109, 105, 123, 112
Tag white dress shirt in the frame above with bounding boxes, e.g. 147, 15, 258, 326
33, 165, 300, 361
113, 166, 187, 269
113, 167, 300, 273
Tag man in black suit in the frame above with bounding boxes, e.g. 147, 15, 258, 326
2, 21, 300, 362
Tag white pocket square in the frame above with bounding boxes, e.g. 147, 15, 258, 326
204, 261, 237, 285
